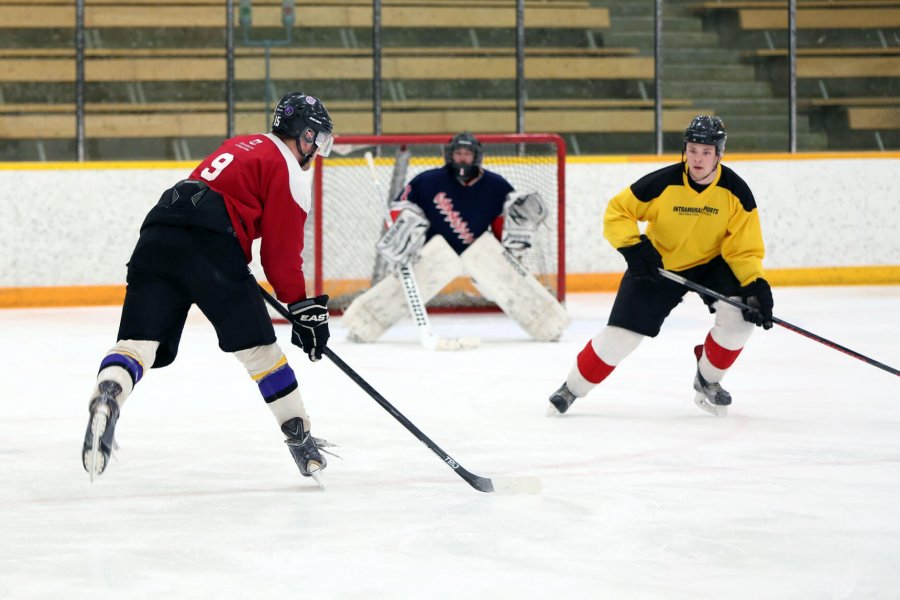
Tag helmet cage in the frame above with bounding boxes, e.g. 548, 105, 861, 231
443, 132, 483, 184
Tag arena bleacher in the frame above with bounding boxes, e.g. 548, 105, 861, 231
0, 0, 896, 159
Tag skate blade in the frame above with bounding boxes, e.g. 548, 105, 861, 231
694, 393, 728, 417
86, 410, 109, 483
546, 404, 563, 417
309, 468, 325, 490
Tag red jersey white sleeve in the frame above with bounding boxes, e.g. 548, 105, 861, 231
190, 133, 312, 304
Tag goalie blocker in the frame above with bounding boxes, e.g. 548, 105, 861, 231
343, 233, 568, 343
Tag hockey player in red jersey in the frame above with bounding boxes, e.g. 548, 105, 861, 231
547, 116, 774, 417
82, 92, 336, 484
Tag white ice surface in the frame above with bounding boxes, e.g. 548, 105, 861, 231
1, 287, 898, 599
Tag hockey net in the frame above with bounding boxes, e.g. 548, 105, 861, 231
306, 134, 565, 312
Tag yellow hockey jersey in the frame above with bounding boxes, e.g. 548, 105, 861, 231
604, 162, 765, 286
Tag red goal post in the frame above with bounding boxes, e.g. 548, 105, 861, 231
308, 133, 566, 312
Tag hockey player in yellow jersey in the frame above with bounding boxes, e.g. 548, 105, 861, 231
547, 115, 774, 417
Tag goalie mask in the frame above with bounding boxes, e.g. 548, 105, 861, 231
272, 92, 335, 167
443, 132, 483, 185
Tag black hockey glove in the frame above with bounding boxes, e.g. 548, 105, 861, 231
289, 294, 330, 361
617, 235, 663, 281
740, 278, 774, 330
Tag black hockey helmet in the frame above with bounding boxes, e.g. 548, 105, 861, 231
444, 131, 483, 184
272, 92, 334, 165
683, 115, 727, 155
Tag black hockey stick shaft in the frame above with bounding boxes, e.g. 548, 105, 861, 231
259, 285, 495, 492
658, 269, 899, 377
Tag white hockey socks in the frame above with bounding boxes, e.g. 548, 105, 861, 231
234, 343, 311, 432
91, 339, 159, 408
566, 326, 644, 397
697, 300, 755, 383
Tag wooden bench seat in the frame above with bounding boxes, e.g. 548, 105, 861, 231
804, 96, 900, 107
738, 7, 900, 29
0, 3, 609, 29
0, 46, 641, 59
695, 1, 900, 9
797, 56, 900, 78
748, 51, 900, 78
0, 97, 694, 115
0, 106, 704, 138
0, 0, 592, 5
0, 54, 653, 82
748, 47, 900, 58
846, 107, 900, 129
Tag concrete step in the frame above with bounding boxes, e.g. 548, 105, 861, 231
661, 64, 757, 82
700, 98, 797, 116
600, 31, 724, 51
592, 1, 698, 19
662, 80, 775, 99
719, 114, 815, 134
607, 16, 703, 33
725, 132, 830, 152
653, 47, 745, 63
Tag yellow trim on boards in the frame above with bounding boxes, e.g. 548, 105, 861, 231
0, 161, 196, 171
2, 266, 897, 309
1, 151, 897, 171
568, 151, 900, 164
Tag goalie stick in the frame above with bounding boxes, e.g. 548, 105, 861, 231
658, 268, 899, 377
364, 151, 480, 351
259, 285, 541, 495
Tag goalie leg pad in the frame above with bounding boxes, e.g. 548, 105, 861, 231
342, 236, 463, 342
461, 234, 569, 342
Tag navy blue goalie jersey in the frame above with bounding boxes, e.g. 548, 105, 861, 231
395, 166, 514, 254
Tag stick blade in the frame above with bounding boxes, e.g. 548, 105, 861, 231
434, 336, 481, 351
491, 476, 543, 496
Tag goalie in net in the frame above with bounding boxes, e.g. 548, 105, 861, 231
343, 132, 569, 343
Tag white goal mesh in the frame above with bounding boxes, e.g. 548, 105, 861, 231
306, 134, 566, 312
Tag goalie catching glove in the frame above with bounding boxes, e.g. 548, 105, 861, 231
289, 294, 330, 361
501, 191, 547, 257
376, 204, 429, 270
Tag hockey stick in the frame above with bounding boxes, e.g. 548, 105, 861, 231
658, 268, 899, 377
259, 285, 540, 494
363, 151, 480, 351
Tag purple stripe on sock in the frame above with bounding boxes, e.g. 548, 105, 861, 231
258, 365, 298, 403
99, 353, 144, 384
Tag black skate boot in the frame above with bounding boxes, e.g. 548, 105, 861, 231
547, 382, 577, 415
281, 417, 328, 485
693, 344, 731, 417
82, 380, 122, 481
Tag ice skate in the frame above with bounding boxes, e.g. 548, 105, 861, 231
693, 344, 731, 417
547, 382, 577, 416
82, 380, 122, 481
282, 417, 331, 488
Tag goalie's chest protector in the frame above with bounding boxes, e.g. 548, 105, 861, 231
405, 167, 513, 254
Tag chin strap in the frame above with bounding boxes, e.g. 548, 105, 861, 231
296, 138, 318, 168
